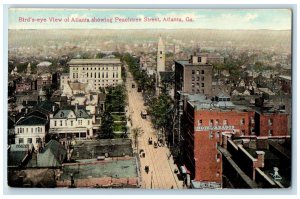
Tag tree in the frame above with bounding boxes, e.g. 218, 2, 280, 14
131, 127, 144, 151
147, 93, 174, 143
105, 85, 126, 112
96, 52, 106, 59
99, 112, 114, 139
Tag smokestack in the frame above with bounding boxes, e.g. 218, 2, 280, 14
256, 151, 265, 168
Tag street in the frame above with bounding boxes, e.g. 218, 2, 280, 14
125, 70, 183, 189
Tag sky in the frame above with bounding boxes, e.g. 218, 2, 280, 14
8, 8, 292, 30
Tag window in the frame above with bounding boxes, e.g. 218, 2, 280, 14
106, 72, 108, 78
36, 138, 41, 143
198, 57, 202, 63
201, 70, 204, 74
215, 119, 219, 125
192, 83, 195, 88
201, 83, 204, 87
192, 70, 195, 75
54, 121, 57, 126
87, 73, 89, 78
209, 119, 214, 126
268, 119, 273, 126
216, 132, 220, 139
196, 70, 200, 75
160, 51, 162, 54
60, 112, 64, 118
209, 132, 214, 139
71, 121, 73, 126
216, 153, 221, 162
198, 120, 202, 126
268, 130, 273, 136
241, 118, 245, 125
27, 138, 32, 144
223, 119, 228, 125
251, 117, 255, 124
241, 130, 245, 136
116, 72, 118, 78
192, 77, 195, 81
19, 138, 24, 144
201, 76, 204, 81
88, 120, 90, 125
60, 120, 62, 126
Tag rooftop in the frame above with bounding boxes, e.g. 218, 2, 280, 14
278, 75, 291, 81
60, 157, 138, 181
68, 59, 121, 65
175, 60, 212, 67
72, 139, 133, 160
16, 115, 48, 126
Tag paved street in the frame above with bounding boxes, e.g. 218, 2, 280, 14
125, 70, 183, 189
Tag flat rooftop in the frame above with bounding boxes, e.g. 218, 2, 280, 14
68, 59, 121, 65
60, 157, 138, 181
175, 60, 212, 67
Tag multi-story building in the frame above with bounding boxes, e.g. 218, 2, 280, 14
36, 73, 52, 90
175, 53, 213, 97
16, 79, 36, 93
49, 105, 94, 143
14, 115, 49, 150
67, 58, 122, 92
60, 73, 69, 90
180, 93, 289, 188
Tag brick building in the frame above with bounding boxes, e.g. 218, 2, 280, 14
180, 93, 289, 188
255, 111, 288, 137
16, 79, 36, 93
37, 73, 52, 90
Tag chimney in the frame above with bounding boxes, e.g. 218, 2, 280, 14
52, 105, 56, 113
75, 103, 78, 112
256, 151, 265, 168
222, 134, 228, 149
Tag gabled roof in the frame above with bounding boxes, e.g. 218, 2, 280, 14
37, 140, 67, 167
35, 100, 59, 114
53, 106, 92, 119
16, 115, 48, 126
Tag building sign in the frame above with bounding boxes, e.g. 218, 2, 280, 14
191, 180, 222, 189
194, 125, 235, 131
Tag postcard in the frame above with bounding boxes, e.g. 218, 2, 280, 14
6, 7, 292, 190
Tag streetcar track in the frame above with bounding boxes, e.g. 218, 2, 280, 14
125, 70, 179, 189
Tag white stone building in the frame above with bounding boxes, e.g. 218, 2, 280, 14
67, 58, 123, 92
14, 116, 48, 150
49, 105, 94, 141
